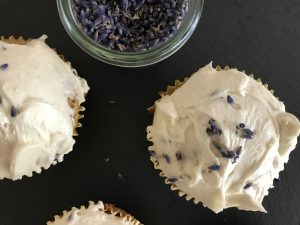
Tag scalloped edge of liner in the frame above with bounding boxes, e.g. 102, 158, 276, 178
146, 64, 280, 206
0, 36, 87, 180
46, 201, 142, 225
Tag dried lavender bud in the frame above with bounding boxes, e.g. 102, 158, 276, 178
208, 164, 220, 171
206, 118, 222, 136
239, 123, 245, 128
175, 151, 183, 161
73, 0, 189, 52
10, 106, 17, 117
149, 150, 156, 157
240, 128, 254, 139
212, 141, 242, 163
168, 178, 177, 183
227, 95, 234, 104
0, 63, 8, 70
243, 182, 253, 190
67, 213, 74, 222
233, 146, 242, 163
162, 154, 171, 164
224, 151, 235, 159
236, 123, 254, 139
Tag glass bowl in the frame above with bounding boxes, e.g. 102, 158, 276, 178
57, 0, 204, 67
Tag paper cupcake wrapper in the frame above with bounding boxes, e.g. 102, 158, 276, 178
47, 201, 142, 225
147, 64, 278, 205
0, 36, 86, 136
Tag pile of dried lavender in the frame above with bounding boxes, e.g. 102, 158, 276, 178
73, 0, 189, 52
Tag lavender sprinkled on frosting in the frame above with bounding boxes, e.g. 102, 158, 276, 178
208, 164, 220, 171
238, 123, 245, 128
236, 123, 254, 139
243, 182, 253, 190
206, 118, 222, 136
162, 154, 170, 164
149, 150, 156, 157
233, 146, 242, 163
0, 63, 8, 70
175, 151, 183, 161
212, 141, 242, 163
227, 95, 234, 104
10, 106, 17, 117
73, 0, 189, 52
168, 178, 178, 183
67, 212, 74, 222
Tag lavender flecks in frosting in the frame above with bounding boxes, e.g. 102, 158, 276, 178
226, 94, 241, 110
236, 123, 254, 139
208, 164, 220, 171
10, 106, 17, 117
175, 151, 183, 161
149, 150, 156, 157
206, 119, 222, 136
162, 154, 171, 164
212, 141, 242, 163
243, 182, 253, 190
233, 146, 242, 163
227, 95, 234, 104
67, 212, 74, 222
168, 178, 178, 183
239, 123, 245, 128
0, 63, 8, 70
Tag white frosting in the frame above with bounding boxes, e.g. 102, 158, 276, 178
49, 201, 137, 225
0, 35, 89, 180
147, 63, 300, 213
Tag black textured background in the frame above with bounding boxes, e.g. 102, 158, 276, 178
0, 0, 300, 225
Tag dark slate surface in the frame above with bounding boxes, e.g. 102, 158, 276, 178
0, 0, 300, 225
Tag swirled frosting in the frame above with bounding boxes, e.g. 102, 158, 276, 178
0, 35, 89, 180
48, 201, 138, 225
147, 63, 300, 213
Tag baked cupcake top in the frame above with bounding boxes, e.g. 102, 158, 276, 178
0, 35, 89, 180
48, 201, 140, 225
147, 63, 300, 213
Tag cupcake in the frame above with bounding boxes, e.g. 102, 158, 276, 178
147, 63, 300, 213
47, 201, 141, 225
0, 35, 89, 180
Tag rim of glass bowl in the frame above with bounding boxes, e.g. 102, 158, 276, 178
57, 0, 204, 67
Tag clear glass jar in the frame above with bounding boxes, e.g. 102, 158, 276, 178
57, 0, 204, 67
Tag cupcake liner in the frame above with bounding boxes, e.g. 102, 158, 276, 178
146, 64, 279, 206
47, 201, 142, 225
0, 36, 86, 136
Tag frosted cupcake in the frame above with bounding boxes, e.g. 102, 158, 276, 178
0, 35, 89, 180
47, 201, 141, 225
147, 63, 300, 213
